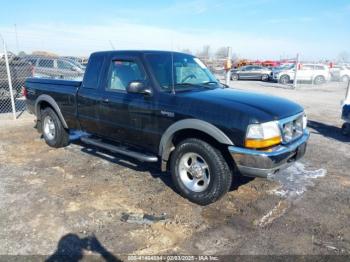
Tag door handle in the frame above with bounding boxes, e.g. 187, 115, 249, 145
102, 98, 109, 104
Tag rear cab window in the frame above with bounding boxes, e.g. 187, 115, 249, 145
82, 54, 104, 89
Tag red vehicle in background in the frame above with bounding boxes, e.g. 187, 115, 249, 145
262, 60, 280, 67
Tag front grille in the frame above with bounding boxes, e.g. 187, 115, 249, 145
280, 114, 303, 143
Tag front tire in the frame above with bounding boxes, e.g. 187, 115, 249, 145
41, 107, 69, 148
170, 138, 232, 205
314, 75, 325, 85
279, 75, 290, 85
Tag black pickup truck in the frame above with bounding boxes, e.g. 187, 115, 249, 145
24, 50, 309, 205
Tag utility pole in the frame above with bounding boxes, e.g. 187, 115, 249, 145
14, 24, 19, 54
293, 53, 299, 89
225, 47, 232, 85
1, 35, 16, 119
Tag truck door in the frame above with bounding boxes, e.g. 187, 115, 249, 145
98, 55, 154, 147
77, 53, 106, 135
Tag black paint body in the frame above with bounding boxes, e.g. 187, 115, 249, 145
25, 51, 303, 155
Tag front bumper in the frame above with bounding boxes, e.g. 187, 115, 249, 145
229, 130, 310, 178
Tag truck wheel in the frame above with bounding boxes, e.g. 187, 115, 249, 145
314, 75, 325, 85
41, 107, 69, 148
170, 138, 232, 205
279, 75, 290, 85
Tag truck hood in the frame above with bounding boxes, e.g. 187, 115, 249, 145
179, 87, 303, 123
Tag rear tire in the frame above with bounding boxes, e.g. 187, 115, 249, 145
261, 74, 269, 81
279, 75, 290, 85
170, 138, 232, 205
41, 107, 69, 148
314, 75, 325, 85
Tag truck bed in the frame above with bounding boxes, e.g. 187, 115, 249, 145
25, 78, 82, 129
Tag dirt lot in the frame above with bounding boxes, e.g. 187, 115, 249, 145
0, 80, 349, 260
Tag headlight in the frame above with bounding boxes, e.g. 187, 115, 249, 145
245, 121, 281, 149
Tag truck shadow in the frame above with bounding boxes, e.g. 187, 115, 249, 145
72, 140, 176, 191
46, 233, 120, 262
71, 140, 253, 194
308, 120, 350, 143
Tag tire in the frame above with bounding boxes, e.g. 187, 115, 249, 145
341, 123, 350, 136
341, 75, 350, 83
314, 75, 325, 85
279, 75, 290, 85
231, 74, 238, 81
261, 74, 269, 81
41, 107, 69, 148
170, 138, 232, 205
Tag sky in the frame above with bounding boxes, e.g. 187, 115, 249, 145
0, 0, 349, 60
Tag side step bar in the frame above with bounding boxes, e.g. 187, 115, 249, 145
80, 137, 158, 162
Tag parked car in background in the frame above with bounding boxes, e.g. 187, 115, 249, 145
330, 65, 350, 82
273, 64, 331, 85
63, 56, 87, 70
23, 56, 84, 80
231, 65, 271, 81
0, 56, 32, 101
269, 64, 295, 80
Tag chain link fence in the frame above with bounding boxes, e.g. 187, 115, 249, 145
0, 41, 87, 119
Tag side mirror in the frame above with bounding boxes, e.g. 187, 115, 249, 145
126, 81, 152, 95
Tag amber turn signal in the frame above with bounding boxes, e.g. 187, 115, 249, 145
245, 136, 281, 149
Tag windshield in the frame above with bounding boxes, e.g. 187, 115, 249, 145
276, 64, 294, 70
145, 52, 220, 92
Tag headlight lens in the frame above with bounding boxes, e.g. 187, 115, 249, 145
245, 121, 281, 149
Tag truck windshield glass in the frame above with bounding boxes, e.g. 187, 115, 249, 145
145, 53, 219, 92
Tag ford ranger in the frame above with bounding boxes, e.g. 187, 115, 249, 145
24, 51, 309, 205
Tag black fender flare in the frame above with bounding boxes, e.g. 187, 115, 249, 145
35, 94, 68, 129
159, 119, 234, 171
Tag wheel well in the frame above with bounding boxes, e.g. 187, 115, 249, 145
166, 128, 236, 172
37, 101, 54, 120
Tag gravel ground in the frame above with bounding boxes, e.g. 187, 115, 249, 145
0, 80, 349, 260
